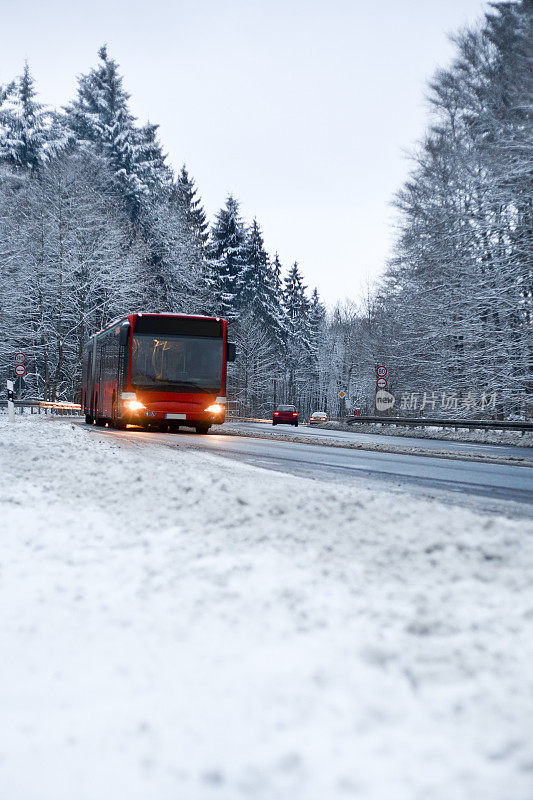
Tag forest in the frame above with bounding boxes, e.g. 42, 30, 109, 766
0, 0, 530, 418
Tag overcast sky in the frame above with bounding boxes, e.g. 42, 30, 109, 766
2, 0, 489, 306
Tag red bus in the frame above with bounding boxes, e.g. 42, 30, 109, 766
81, 312, 236, 433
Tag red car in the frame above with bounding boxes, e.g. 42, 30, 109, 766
272, 404, 298, 426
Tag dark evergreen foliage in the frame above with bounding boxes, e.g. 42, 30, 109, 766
207, 195, 248, 318
176, 165, 209, 249
283, 262, 309, 322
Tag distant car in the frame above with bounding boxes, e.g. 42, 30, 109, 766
273, 404, 298, 426
309, 411, 327, 425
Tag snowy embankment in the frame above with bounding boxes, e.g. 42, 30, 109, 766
321, 420, 533, 447
1, 417, 532, 800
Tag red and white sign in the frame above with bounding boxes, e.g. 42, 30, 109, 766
376, 365, 387, 378
376, 377, 387, 389
14, 353, 26, 365
14, 364, 26, 377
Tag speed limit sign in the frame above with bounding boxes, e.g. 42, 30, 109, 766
14, 353, 26, 365
376, 365, 387, 378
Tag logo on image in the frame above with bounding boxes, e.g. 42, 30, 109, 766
375, 390, 395, 412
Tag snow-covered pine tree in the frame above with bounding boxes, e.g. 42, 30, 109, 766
176, 165, 209, 250
308, 288, 326, 346
0, 64, 51, 172
0, 81, 18, 161
207, 194, 248, 318
132, 123, 199, 310
281, 261, 314, 410
239, 220, 285, 346
227, 219, 282, 405
65, 46, 154, 216
283, 262, 310, 323
241, 220, 269, 306
139, 197, 206, 314
271, 252, 283, 297
0, 80, 16, 108
270, 252, 292, 343
135, 122, 173, 197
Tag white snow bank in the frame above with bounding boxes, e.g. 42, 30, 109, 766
323, 420, 533, 447
1, 416, 532, 800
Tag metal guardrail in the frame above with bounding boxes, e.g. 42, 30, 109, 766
346, 415, 533, 433
0, 399, 82, 415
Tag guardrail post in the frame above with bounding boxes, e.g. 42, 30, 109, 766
7, 381, 15, 423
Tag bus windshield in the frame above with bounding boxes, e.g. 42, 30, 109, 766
131, 334, 223, 392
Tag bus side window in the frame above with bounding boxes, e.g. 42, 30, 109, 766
94, 341, 100, 382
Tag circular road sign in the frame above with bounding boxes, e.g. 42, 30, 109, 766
14, 364, 26, 377
376, 365, 387, 378
376, 377, 388, 389
339, 391, 346, 399
14, 353, 26, 365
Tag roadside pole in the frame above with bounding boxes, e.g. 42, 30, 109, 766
7, 380, 15, 422
375, 364, 393, 415
339, 390, 347, 420
12, 354, 26, 419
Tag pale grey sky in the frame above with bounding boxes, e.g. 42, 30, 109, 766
1, 0, 489, 306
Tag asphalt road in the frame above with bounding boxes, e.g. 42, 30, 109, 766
80, 422, 533, 508
227, 421, 533, 460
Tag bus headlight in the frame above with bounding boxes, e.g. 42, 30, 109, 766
124, 399, 146, 411
205, 404, 223, 414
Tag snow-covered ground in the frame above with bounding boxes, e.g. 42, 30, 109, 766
1, 416, 532, 800
321, 420, 533, 447
226, 417, 533, 447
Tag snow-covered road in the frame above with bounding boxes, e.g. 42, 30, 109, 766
1, 416, 532, 800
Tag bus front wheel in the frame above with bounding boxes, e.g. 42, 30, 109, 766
85, 414, 93, 424
195, 424, 210, 435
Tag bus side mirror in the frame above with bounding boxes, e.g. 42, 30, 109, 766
227, 342, 236, 362
119, 322, 130, 347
